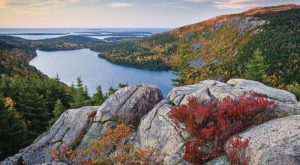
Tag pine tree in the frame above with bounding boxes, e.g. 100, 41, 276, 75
0, 76, 72, 157
75, 77, 84, 91
0, 96, 27, 160
118, 83, 128, 88
92, 86, 105, 105
48, 99, 66, 126
70, 77, 91, 108
107, 86, 117, 96
245, 49, 270, 84
8, 77, 50, 140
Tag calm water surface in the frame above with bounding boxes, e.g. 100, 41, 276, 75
30, 49, 176, 97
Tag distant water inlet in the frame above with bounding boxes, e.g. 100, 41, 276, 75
30, 49, 176, 97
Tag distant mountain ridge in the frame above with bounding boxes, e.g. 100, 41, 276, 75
243, 4, 300, 15
97, 4, 300, 98
171, 4, 300, 34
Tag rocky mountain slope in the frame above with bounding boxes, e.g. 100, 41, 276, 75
97, 4, 300, 92
2, 79, 300, 165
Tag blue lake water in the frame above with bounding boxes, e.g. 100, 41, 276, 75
30, 49, 176, 97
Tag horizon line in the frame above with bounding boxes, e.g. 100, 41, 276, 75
0, 27, 175, 29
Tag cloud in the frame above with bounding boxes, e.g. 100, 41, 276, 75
109, 2, 136, 8
3, 0, 82, 9
212, 0, 259, 9
183, 0, 266, 9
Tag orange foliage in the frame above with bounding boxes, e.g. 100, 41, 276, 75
84, 124, 159, 165
86, 124, 133, 155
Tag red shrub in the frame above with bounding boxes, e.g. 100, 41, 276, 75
227, 136, 250, 165
169, 93, 276, 164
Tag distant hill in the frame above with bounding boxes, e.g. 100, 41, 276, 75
98, 4, 300, 97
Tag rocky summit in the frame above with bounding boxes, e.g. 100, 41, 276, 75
2, 79, 300, 165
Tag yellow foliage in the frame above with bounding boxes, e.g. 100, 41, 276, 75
4, 97, 15, 112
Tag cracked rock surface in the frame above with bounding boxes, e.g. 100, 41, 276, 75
1, 106, 98, 165
1, 85, 162, 165
225, 114, 300, 165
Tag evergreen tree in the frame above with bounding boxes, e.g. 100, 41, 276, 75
107, 86, 117, 96
92, 86, 105, 105
118, 83, 128, 88
70, 77, 91, 108
106, 83, 128, 97
0, 96, 26, 160
54, 74, 60, 81
245, 49, 270, 84
8, 77, 50, 140
75, 77, 84, 91
48, 99, 66, 126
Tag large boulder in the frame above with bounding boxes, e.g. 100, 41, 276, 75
135, 101, 191, 164
225, 114, 300, 165
138, 79, 300, 164
167, 80, 223, 106
227, 79, 297, 103
94, 84, 163, 128
168, 79, 300, 118
168, 79, 297, 106
1, 106, 99, 165
1, 85, 163, 165
81, 84, 163, 147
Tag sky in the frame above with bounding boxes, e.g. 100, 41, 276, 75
0, 0, 299, 28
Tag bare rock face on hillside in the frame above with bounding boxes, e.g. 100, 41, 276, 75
226, 16, 267, 34
1, 85, 163, 165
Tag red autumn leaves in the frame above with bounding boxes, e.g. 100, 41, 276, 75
169, 92, 276, 164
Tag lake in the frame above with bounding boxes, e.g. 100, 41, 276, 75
30, 49, 176, 97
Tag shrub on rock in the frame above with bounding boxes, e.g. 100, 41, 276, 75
169, 92, 277, 164
82, 124, 158, 165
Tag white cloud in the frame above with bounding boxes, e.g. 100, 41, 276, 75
3, 0, 82, 9
213, 0, 259, 9
184, 0, 265, 9
109, 2, 136, 8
